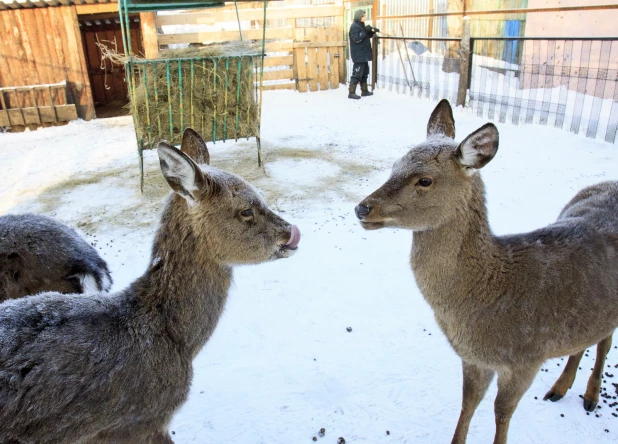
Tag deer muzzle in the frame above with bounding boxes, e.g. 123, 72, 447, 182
284, 225, 301, 250
355, 204, 371, 220
355, 200, 387, 230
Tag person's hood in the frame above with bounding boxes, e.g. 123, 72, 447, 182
353, 9, 366, 22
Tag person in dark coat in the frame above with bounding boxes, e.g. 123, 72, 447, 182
348, 9, 379, 99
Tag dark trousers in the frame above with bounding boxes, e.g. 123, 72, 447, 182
350, 62, 369, 85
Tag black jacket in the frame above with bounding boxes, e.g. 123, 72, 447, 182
349, 20, 375, 63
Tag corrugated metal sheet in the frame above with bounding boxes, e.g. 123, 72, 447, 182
373, 0, 529, 65
377, 0, 448, 39
0, 0, 117, 9
376, 0, 528, 39
469, 0, 528, 38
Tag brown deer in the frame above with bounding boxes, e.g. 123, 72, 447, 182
355, 99, 618, 444
0, 128, 300, 443
179, 127, 210, 165
0, 213, 112, 301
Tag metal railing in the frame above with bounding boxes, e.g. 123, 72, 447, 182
375, 35, 618, 144
375, 36, 462, 104
468, 37, 618, 143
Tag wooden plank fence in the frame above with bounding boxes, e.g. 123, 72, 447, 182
0, 81, 78, 127
0, 5, 95, 120
155, 2, 346, 92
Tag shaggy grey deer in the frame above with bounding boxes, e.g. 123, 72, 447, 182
0, 213, 112, 301
0, 128, 301, 443
355, 99, 618, 444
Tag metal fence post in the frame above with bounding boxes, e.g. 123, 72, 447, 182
372, 35, 378, 90
456, 16, 471, 107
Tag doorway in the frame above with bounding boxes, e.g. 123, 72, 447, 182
79, 13, 144, 118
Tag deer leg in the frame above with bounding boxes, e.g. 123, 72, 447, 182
543, 351, 584, 402
451, 360, 494, 444
583, 335, 613, 412
493, 365, 540, 444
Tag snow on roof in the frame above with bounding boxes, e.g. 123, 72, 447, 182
0, 0, 117, 10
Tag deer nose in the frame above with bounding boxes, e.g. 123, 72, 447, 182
355, 204, 371, 220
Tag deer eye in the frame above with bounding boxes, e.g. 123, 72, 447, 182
417, 178, 433, 187
240, 209, 254, 218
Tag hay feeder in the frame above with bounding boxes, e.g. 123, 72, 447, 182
118, 0, 269, 190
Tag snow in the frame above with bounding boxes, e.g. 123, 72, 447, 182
376, 46, 460, 104
2, 88, 618, 443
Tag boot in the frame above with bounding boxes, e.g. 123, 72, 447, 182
361, 83, 373, 96
348, 83, 360, 100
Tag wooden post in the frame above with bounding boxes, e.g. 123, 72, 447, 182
46, 86, 58, 122
444, 0, 462, 73
427, 0, 434, 52
291, 12, 297, 87
380, 3, 386, 85
72, 7, 95, 121
0, 92, 9, 126
140, 12, 158, 58
335, 10, 345, 84
371, 0, 377, 24
456, 16, 471, 107
61, 5, 95, 120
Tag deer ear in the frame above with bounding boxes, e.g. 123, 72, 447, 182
180, 128, 210, 165
427, 99, 455, 139
157, 142, 207, 204
456, 123, 499, 169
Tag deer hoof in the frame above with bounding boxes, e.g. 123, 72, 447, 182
583, 399, 597, 412
543, 391, 564, 402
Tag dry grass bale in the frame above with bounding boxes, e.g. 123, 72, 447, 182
101, 42, 262, 147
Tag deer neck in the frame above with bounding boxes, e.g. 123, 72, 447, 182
410, 178, 499, 309
131, 196, 232, 358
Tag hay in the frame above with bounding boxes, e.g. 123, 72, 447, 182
99, 42, 262, 147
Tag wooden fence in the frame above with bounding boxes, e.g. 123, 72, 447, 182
0, 81, 77, 127
155, 2, 346, 92
0, 5, 95, 120
0, 81, 78, 127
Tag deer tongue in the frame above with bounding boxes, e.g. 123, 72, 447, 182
284, 225, 301, 249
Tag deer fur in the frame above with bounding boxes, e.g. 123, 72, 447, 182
0, 213, 112, 301
0, 128, 300, 443
355, 99, 618, 444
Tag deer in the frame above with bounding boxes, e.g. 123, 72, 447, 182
0, 128, 301, 443
0, 213, 112, 301
354, 99, 618, 444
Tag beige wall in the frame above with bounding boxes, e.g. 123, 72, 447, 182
525, 0, 618, 38
518, 0, 618, 98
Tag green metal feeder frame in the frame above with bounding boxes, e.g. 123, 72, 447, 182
118, 0, 269, 190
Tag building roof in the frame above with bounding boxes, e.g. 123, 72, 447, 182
0, 0, 117, 10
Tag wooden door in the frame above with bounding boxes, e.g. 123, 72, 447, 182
79, 13, 143, 109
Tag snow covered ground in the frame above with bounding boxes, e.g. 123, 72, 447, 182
2, 88, 618, 443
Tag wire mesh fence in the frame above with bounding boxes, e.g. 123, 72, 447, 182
376, 36, 461, 104
468, 37, 618, 144
376, 35, 618, 144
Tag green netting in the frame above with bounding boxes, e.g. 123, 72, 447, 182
121, 0, 227, 13
127, 49, 260, 148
